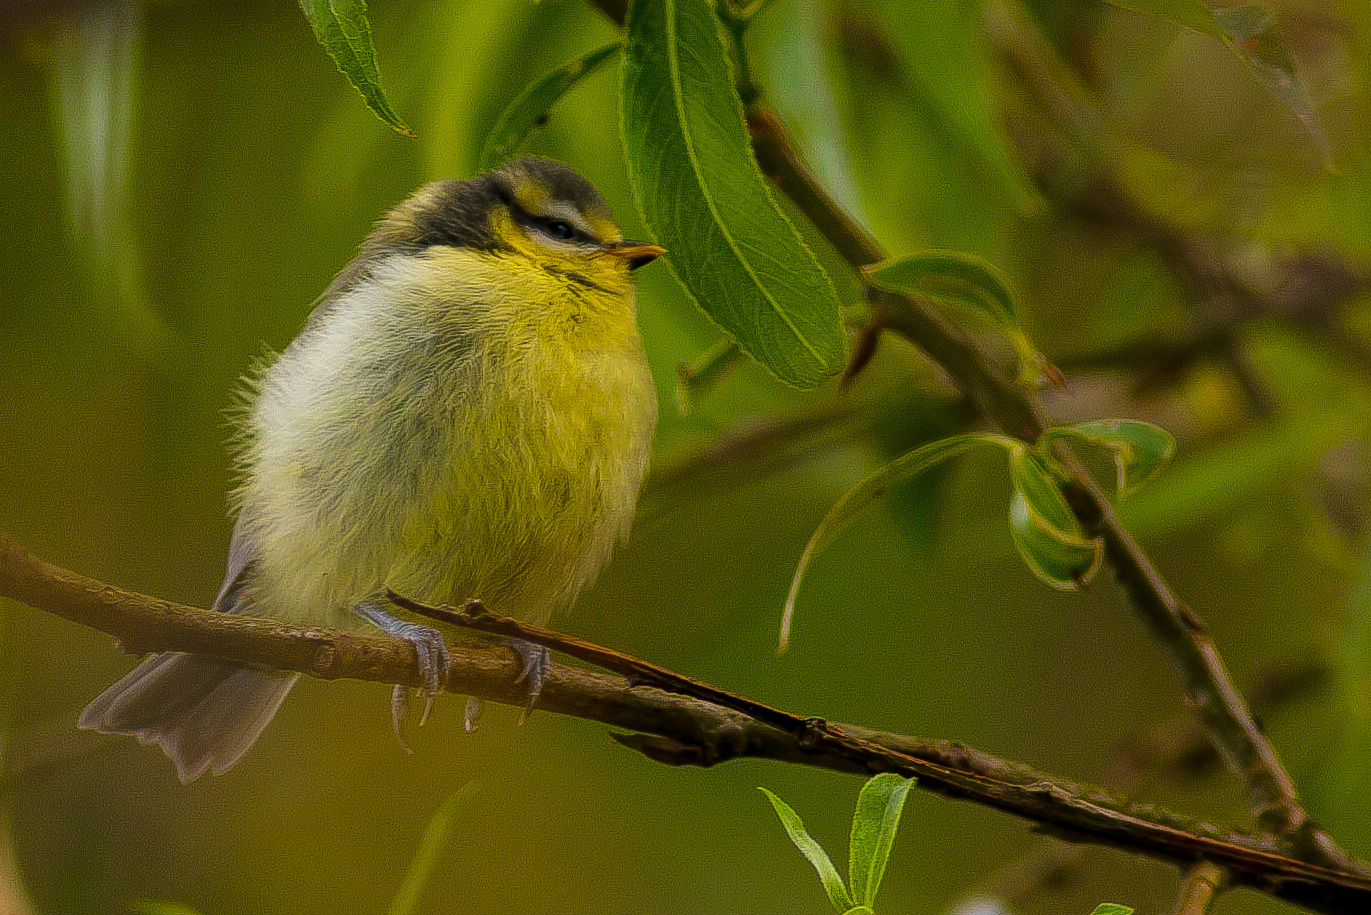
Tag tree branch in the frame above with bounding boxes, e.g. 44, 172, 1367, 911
5, 532, 1371, 915
964, 658, 1332, 909
744, 100, 1358, 872
586, 0, 1355, 870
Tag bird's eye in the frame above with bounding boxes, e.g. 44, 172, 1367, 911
544, 220, 576, 240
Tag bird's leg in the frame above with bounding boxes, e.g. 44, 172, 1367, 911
355, 600, 451, 751
460, 639, 551, 731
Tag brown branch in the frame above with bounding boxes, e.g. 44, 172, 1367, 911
5, 532, 1371, 914
966, 658, 1332, 909
587, 0, 1364, 865
597, 0, 1351, 873
397, 594, 1371, 912
743, 102, 1360, 872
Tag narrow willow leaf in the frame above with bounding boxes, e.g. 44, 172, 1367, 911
1090, 906, 1135, 915
1007, 450, 1102, 589
1042, 419, 1176, 494
1102, 1, 1329, 165
885, 456, 952, 559
675, 338, 743, 415
1103, 0, 1218, 34
759, 788, 854, 913
849, 774, 914, 907
1008, 491, 1103, 588
864, 252, 1053, 386
621, 0, 846, 387
387, 783, 480, 915
783, 434, 1013, 649
298, 0, 415, 138
1211, 6, 1331, 166
51, 0, 168, 353
1008, 449, 1076, 529
478, 43, 619, 171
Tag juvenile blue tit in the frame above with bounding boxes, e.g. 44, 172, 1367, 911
80, 158, 663, 781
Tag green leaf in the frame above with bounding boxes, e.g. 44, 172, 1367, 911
1009, 448, 1076, 534
1007, 449, 1102, 589
478, 43, 619, 171
783, 433, 1013, 649
1102, 1, 1330, 166
621, 0, 846, 387
884, 456, 953, 558
387, 783, 479, 915
1102, 0, 1217, 34
759, 788, 854, 913
1090, 906, 1135, 915
1211, 7, 1331, 167
50, 0, 169, 354
1042, 419, 1176, 494
849, 774, 914, 907
1116, 407, 1363, 538
864, 252, 1057, 387
298, 0, 415, 138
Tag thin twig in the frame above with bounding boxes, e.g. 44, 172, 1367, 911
388, 591, 1371, 914
743, 99, 1358, 871
965, 658, 1330, 908
604, 0, 1348, 870
4, 533, 1370, 914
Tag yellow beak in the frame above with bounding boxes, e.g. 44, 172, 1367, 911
606, 240, 666, 270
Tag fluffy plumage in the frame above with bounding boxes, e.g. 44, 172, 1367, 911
80, 158, 661, 781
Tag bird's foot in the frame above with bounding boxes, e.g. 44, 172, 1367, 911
460, 639, 550, 730
356, 600, 451, 751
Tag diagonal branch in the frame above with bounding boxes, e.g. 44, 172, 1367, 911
4, 532, 1371, 915
743, 102, 1358, 872
580, 0, 1351, 869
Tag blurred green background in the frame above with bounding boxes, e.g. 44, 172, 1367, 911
3, 0, 1371, 912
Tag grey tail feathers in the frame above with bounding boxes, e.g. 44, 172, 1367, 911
79, 653, 299, 782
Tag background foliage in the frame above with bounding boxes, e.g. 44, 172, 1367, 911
2, 0, 1370, 912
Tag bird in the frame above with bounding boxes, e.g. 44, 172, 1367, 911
79, 157, 663, 782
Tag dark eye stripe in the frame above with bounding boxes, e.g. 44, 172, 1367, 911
499, 190, 601, 247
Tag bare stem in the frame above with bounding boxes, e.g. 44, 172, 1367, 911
1173, 861, 1229, 915
4, 532, 1370, 914
742, 99, 1358, 871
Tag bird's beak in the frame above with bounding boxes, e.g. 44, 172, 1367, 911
607, 240, 666, 270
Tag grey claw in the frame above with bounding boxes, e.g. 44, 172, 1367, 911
357, 601, 452, 749
391, 684, 413, 754
408, 625, 453, 701
511, 640, 550, 724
